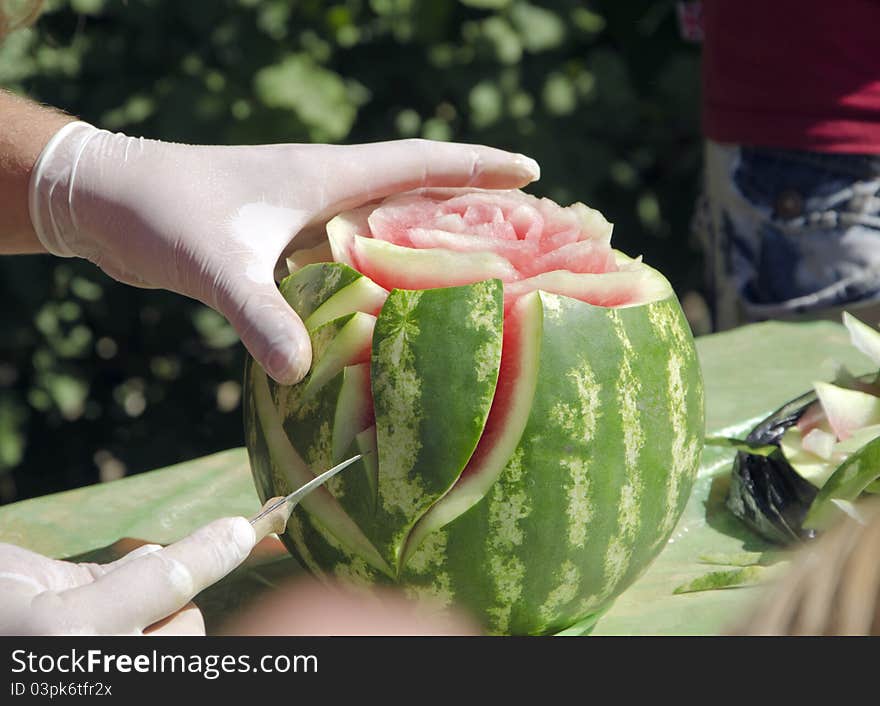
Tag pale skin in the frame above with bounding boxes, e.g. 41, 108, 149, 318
0, 89, 538, 634
0, 90, 73, 252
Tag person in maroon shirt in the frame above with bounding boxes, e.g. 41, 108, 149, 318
694, 0, 880, 329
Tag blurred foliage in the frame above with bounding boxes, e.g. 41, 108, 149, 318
0, 0, 702, 502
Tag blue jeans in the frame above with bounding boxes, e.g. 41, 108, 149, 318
696, 141, 880, 329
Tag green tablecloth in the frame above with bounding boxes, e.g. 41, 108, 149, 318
0, 321, 872, 634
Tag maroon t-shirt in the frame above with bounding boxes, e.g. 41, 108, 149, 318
702, 0, 880, 153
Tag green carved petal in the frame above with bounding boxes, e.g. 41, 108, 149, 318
302, 313, 374, 402
279, 261, 387, 331
356, 425, 379, 507
306, 277, 388, 330
327, 425, 381, 537
371, 279, 504, 570
331, 363, 372, 464
401, 291, 543, 567
280, 262, 363, 322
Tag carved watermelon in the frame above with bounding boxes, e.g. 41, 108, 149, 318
244, 188, 704, 635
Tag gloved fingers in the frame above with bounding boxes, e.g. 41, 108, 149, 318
44, 517, 255, 635
75, 543, 163, 582
317, 139, 540, 213
214, 277, 313, 385
144, 602, 206, 636
102, 543, 164, 572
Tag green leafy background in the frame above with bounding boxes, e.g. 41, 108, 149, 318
0, 0, 703, 503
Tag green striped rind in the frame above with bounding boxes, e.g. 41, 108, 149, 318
245, 359, 390, 575
601, 296, 703, 597
300, 313, 374, 402
270, 364, 378, 543
269, 312, 372, 413
280, 263, 362, 323
371, 280, 504, 570
243, 355, 275, 509
271, 313, 361, 418
285, 504, 390, 587
279, 262, 387, 330
398, 292, 703, 634
245, 356, 332, 581
246, 367, 389, 584
308, 278, 388, 330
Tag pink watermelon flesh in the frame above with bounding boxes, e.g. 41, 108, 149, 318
321, 188, 672, 547
363, 189, 609, 278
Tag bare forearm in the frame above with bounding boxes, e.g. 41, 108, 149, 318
0, 90, 75, 254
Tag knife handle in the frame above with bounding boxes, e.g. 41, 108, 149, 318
249, 496, 294, 542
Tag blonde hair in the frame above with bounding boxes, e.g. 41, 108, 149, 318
0, 0, 43, 39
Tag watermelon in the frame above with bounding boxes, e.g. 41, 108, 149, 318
243, 188, 704, 635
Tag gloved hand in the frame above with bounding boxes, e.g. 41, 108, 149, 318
0, 517, 255, 635
28, 122, 540, 383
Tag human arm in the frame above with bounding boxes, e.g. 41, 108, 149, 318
0, 90, 73, 253
1, 93, 539, 383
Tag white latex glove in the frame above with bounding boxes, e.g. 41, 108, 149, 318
0, 517, 255, 635
28, 122, 540, 383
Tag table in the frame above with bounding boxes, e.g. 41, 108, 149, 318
0, 321, 871, 634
